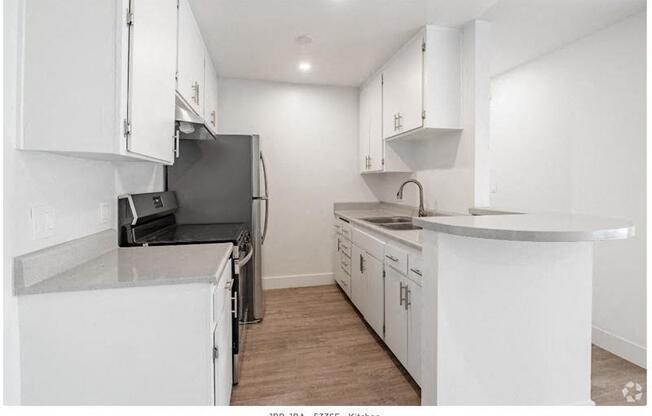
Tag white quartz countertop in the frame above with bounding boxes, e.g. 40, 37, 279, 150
414, 213, 634, 242
15, 242, 233, 295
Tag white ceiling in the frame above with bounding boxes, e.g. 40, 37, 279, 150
189, 0, 646, 86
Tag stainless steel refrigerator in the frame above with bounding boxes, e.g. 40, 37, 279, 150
166, 134, 268, 323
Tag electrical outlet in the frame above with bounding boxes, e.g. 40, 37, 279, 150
99, 203, 110, 225
30, 205, 55, 240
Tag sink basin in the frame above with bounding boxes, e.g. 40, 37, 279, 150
380, 223, 422, 231
362, 216, 413, 224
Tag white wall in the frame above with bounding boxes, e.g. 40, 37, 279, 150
361, 21, 491, 215
490, 12, 646, 367
3, 0, 163, 402
218, 78, 376, 287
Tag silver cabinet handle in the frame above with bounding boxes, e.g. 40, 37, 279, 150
210, 110, 216, 126
174, 129, 180, 158
397, 112, 402, 129
405, 287, 411, 310
393, 113, 398, 131
399, 282, 406, 306
409, 268, 422, 276
359, 254, 364, 273
386, 254, 398, 262
337, 238, 341, 252
191, 81, 198, 104
232, 294, 238, 319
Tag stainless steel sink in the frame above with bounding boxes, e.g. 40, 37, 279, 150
362, 216, 413, 224
380, 223, 422, 231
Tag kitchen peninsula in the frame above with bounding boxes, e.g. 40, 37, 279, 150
414, 213, 635, 405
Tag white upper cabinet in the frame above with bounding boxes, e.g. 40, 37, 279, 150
17, 0, 177, 164
127, 0, 178, 162
203, 52, 219, 134
382, 33, 424, 139
359, 72, 409, 174
383, 26, 461, 141
177, 0, 206, 117
359, 73, 383, 173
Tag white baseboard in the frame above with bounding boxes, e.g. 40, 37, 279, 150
263, 272, 335, 290
592, 326, 646, 369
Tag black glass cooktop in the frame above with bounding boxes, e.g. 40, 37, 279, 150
135, 222, 248, 246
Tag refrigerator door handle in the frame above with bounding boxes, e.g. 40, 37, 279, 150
260, 152, 269, 244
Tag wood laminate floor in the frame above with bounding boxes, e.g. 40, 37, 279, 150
231, 284, 646, 406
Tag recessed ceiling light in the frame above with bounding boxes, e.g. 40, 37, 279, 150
298, 62, 312, 72
295, 35, 313, 46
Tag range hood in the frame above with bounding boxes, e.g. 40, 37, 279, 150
175, 94, 217, 141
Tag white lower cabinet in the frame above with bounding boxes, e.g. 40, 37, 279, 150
385, 265, 422, 384
384, 266, 408, 366
363, 253, 384, 338
351, 245, 384, 338
213, 266, 233, 406
334, 224, 352, 297
351, 244, 365, 311
18, 260, 234, 405
406, 277, 422, 384
332, 218, 422, 385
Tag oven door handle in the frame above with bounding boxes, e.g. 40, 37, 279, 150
235, 246, 254, 275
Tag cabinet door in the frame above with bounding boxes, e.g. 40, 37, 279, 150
177, 0, 205, 116
204, 52, 219, 134
127, 0, 177, 163
359, 73, 383, 172
358, 80, 371, 172
382, 33, 424, 139
384, 267, 408, 366
406, 279, 422, 385
351, 245, 365, 313
363, 253, 384, 338
214, 276, 233, 405
367, 73, 384, 171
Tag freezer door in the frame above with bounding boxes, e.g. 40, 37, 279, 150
166, 135, 254, 224
245, 198, 264, 322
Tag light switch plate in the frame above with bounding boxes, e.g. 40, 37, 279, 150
30, 205, 55, 240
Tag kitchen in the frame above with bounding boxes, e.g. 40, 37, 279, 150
2, 0, 647, 412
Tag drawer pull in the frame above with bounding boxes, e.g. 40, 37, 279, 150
410, 268, 422, 277
385, 254, 399, 262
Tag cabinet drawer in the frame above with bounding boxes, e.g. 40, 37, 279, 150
408, 254, 423, 283
338, 218, 352, 240
340, 253, 352, 276
384, 244, 408, 275
338, 238, 352, 258
352, 227, 385, 260
336, 269, 351, 296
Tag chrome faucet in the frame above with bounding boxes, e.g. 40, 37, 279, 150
397, 179, 426, 217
